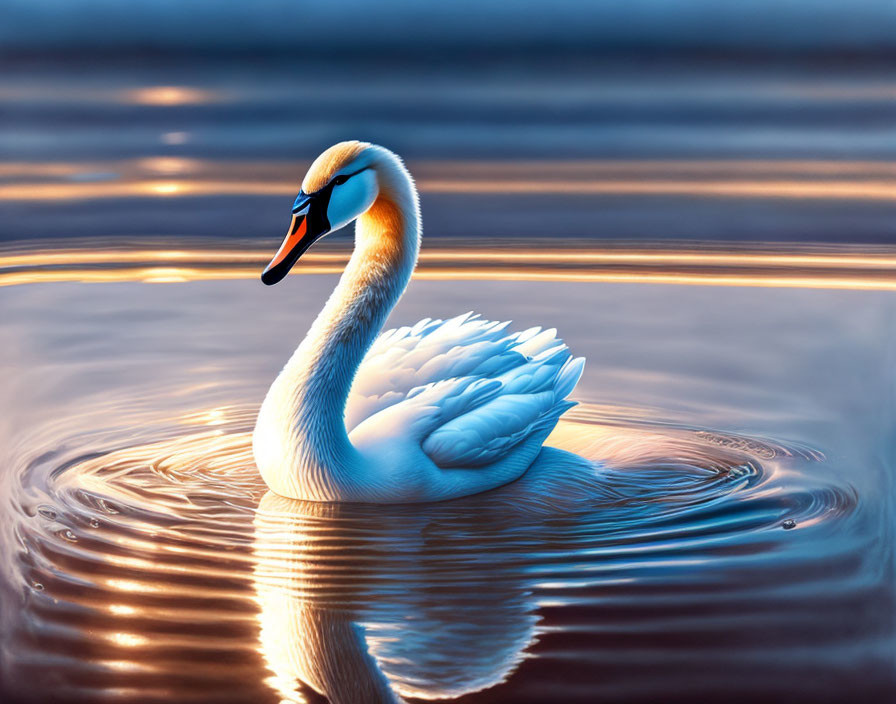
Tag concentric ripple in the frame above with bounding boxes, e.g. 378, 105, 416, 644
0, 402, 856, 704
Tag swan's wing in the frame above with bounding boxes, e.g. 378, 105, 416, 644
419, 347, 584, 467
346, 313, 565, 431
347, 313, 584, 469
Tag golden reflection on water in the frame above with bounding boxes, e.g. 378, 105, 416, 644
122, 86, 220, 106
5, 247, 896, 269
421, 178, 896, 199
107, 632, 149, 648
181, 406, 232, 426
2, 245, 896, 290
3, 177, 895, 202
3, 158, 895, 179
137, 157, 200, 175
2, 158, 894, 202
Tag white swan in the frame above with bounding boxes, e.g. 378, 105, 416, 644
253, 141, 584, 503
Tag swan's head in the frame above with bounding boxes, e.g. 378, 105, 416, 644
262, 140, 383, 285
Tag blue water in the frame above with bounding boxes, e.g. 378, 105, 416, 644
2, 57, 895, 246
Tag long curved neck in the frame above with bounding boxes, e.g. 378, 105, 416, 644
278, 180, 419, 492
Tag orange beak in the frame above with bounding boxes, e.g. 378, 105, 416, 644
262, 213, 310, 285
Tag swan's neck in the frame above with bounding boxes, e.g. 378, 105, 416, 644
271, 188, 419, 496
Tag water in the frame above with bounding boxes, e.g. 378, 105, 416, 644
3, 56, 895, 245
2, 49, 895, 702
1, 251, 893, 702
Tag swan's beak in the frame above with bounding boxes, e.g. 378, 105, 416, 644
262, 197, 329, 285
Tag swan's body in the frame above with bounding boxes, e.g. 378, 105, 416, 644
253, 141, 584, 503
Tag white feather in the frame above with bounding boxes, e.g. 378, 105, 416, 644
347, 316, 583, 471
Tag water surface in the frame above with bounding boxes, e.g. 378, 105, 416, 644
1, 246, 893, 702
4, 57, 895, 245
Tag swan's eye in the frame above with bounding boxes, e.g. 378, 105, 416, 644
332, 175, 349, 186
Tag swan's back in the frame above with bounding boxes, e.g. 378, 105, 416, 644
347, 313, 584, 471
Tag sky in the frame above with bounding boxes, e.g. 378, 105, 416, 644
2, 0, 896, 54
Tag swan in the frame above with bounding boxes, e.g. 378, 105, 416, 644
252, 141, 584, 503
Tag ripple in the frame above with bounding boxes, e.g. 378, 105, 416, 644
0, 402, 858, 703
5, 241, 896, 290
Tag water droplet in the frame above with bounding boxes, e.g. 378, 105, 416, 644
59, 529, 78, 542
32, 582, 44, 591
782, 519, 797, 530
37, 506, 57, 521
89, 518, 101, 528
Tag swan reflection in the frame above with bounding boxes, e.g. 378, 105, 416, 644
252, 488, 543, 703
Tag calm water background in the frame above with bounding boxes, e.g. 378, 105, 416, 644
2, 54, 895, 245
2, 5, 896, 701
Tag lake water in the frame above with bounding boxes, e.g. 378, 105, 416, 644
0, 245, 893, 703
1, 54, 895, 702
4, 56, 895, 246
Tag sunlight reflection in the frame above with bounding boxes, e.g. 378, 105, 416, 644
2, 246, 896, 290
140, 267, 191, 283
138, 157, 198, 175
101, 661, 145, 672
107, 632, 149, 648
149, 182, 181, 195
2, 177, 895, 201
3, 157, 894, 205
6, 247, 896, 270
124, 86, 218, 106
106, 579, 159, 593
180, 407, 231, 426
4, 158, 895, 180
419, 178, 896, 199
